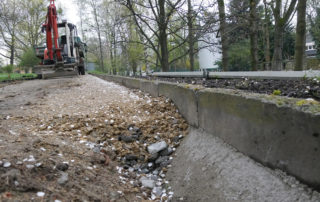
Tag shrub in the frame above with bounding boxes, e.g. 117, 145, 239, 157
2, 64, 14, 74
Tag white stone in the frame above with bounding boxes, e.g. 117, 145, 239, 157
37, 192, 45, 197
26, 164, 35, 169
140, 176, 155, 189
152, 187, 163, 197
57, 173, 68, 185
3, 162, 11, 168
147, 141, 168, 154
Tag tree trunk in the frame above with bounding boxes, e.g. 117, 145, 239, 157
10, 34, 15, 65
263, 0, 271, 70
187, 0, 194, 71
159, 31, 169, 72
250, 0, 258, 71
113, 26, 117, 75
159, 0, 169, 72
272, 22, 284, 70
132, 60, 137, 75
91, 1, 104, 71
156, 43, 160, 71
294, 0, 307, 71
110, 41, 113, 75
271, 0, 297, 71
97, 31, 104, 70
217, 0, 228, 71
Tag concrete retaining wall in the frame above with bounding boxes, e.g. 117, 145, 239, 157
92, 74, 320, 190
158, 82, 199, 127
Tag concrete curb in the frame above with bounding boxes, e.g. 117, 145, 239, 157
158, 82, 199, 127
92, 74, 320, 190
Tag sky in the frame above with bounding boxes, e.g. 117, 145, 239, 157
55, 0, 79, 25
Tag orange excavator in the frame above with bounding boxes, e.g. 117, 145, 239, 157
34, 0, 87, 78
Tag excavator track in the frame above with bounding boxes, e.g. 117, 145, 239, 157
40, 70, 79, 79
34, 63, 81, 79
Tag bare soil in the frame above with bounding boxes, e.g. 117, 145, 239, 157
0, 75, 188, 201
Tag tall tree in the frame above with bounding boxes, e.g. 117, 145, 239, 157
119, 0, 184, 72
228, 0, 250, 44
263, 0, 271, 70
89, 0, 104, 70
74, 0, 87, 42
249, 0, 259, 71
128, 24, 144, 75
294, 0, 307, 70
0, 0, 20, 65
17, 0, 46, 49
217, 0, 229, 71
271, 0, 297, 70
187, 0, 195, 71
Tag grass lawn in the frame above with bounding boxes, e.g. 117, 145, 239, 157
0, 73, 38, 82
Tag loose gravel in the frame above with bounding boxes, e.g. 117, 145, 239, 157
0, 75, 188, 201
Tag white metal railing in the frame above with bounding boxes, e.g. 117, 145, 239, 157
151, 70, 320, 80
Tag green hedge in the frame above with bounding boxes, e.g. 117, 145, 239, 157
306, 58, 320, 70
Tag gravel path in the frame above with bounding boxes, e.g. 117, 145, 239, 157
0, 75, 188, 201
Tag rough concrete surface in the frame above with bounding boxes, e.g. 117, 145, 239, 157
140, 80, 159, 97
158, 82, 199, 127
167, 128, 320, 202
197, 88, 320, 188
123, 77, 141, 89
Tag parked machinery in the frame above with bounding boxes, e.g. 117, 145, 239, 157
34, 0, 86, 78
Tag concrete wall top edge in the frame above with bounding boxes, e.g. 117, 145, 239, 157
199, 87, 320, 116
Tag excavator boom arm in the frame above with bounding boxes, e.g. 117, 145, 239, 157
44, 0, 62, 61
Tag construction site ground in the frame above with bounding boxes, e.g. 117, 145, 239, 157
0, 75, 188, 201
0, 75, 319, 202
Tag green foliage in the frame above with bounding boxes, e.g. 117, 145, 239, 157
2, 64, 14, 74
266, 24, 296, 61
19, 48, 40, 69
128, 25, 144, 75
282, 26, 296, 59
228, 0, 250, 44
272, 89, 281, 96
214, 60, 223, 70
310, 8, 320, 56
306, 58, 320, 69
228, 39, 251, 71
